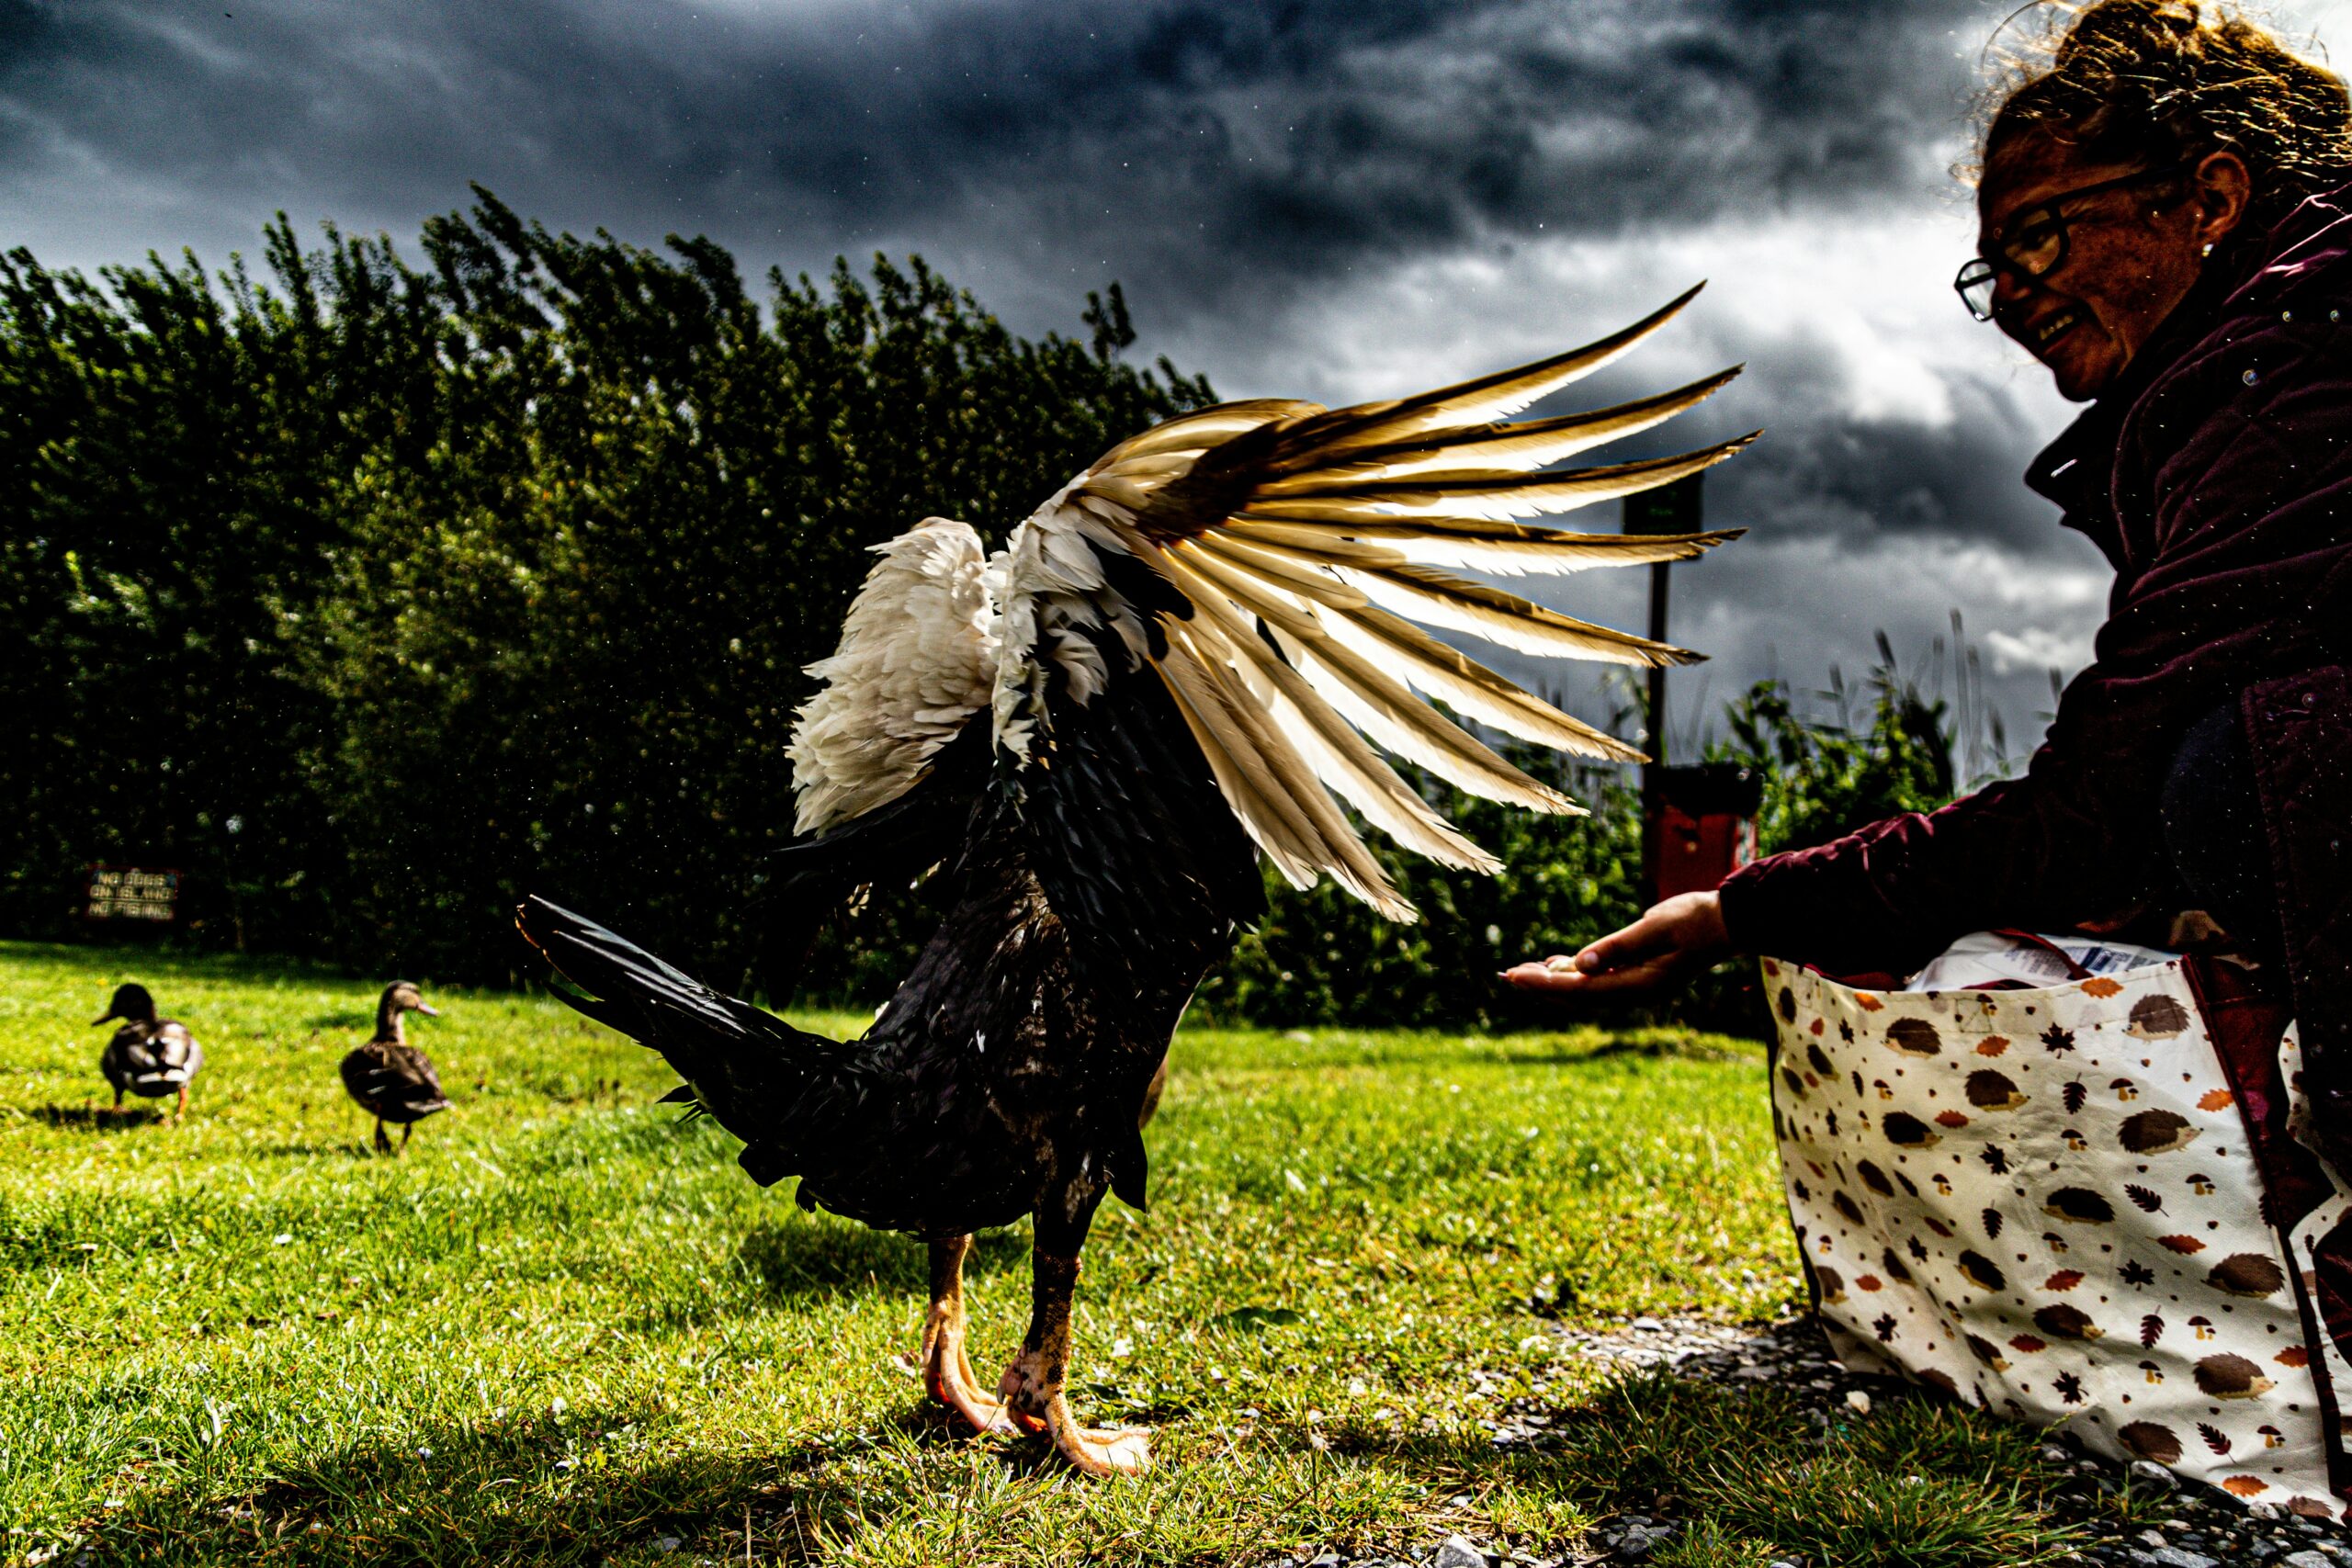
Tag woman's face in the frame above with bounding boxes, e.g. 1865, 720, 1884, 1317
1975, 137, 2240, 401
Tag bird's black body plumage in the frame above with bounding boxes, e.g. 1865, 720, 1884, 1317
519, 299, 1747, 1473
522, 647, 1260, 1236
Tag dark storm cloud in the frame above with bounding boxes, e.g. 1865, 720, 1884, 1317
0, 0, 1984, 307
0, 0, 2142, 739
1711, 369, 2064, 553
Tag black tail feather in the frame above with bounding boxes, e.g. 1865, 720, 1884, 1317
536, 968, 637, 1037
514, 896, 837, 1182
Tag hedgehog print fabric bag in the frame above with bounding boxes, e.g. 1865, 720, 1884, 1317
1767, 949, 2352, 1520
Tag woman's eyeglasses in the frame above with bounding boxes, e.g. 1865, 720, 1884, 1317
1954, 161, 2193, 321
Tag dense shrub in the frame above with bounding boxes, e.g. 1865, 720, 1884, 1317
1713, 650, 1981, 856
0, 193, 1211, 982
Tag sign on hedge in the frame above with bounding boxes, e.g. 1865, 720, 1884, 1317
83, 865, 181, 923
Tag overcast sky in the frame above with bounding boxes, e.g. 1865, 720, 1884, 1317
8, 0, 2351, 771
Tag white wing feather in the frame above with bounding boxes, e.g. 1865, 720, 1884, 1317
788, 517, 998, 835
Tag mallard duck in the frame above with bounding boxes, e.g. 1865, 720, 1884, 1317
339, 982, 447, 1154
94, 983, 202, 1119
517, 290, 1744, 1475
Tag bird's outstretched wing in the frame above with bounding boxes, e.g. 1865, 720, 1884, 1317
787, 517, 998, 837
993, 284, 1749, 923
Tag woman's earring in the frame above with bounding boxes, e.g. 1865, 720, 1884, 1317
2202, 242, 2215, 259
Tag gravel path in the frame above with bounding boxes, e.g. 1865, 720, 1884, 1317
1259, 1314, 2352, 1568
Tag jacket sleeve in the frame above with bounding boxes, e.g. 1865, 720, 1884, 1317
1718, 317, 2352, 977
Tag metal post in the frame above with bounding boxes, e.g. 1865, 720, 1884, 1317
1623, 473, 1702, 908
1642, 558, 1670, 902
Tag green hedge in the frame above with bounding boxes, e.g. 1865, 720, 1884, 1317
0, 193, 1207, 984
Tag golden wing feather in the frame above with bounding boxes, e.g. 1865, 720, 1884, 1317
1187, 535, 1640, 759
1227, 519, 1740, 579
1237, 436, 1754, 524
1252, 368, 1743, 491
1267, 282, 1708, 458
1177, 619, 1410, 917
1338, 561, 1701, 668
1161, 550, 1498, 874
1028, 286, 1746, 919
1270, 625, 1578, 815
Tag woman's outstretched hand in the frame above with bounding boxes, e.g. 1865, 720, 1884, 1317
1502, 890, 1735, 998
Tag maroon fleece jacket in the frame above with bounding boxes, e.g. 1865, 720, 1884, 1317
1718, 184, 2352, 1138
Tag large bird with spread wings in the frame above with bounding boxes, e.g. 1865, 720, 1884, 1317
516, 287, 1746, 1476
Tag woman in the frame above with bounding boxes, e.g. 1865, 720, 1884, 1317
1510, 0, 2352, 1168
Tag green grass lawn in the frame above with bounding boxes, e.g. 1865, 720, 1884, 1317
0, 941, 2108, 1565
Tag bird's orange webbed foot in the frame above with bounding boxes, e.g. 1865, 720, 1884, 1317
914, 1235, 1017, 1438
998, 1348, 1151, 1477
921, 1296, 1016, 1436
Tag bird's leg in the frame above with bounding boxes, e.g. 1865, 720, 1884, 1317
400, 1122, 413, 1153
173, 1085, 187, 1122
920, 1235, 1013, 1435
997, 1202, 1148, 1477
109, 1089, 124, 1115
373, 1119, 391, 1155
1136, 1058, 1170, 1129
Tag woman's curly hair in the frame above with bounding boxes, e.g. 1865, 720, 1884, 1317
1982, 1, 2352, 231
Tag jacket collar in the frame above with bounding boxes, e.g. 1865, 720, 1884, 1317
2023, 180, 2352, 557
2218, 181, 2352, 314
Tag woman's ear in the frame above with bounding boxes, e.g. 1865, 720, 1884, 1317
2191, 150, 2253, 249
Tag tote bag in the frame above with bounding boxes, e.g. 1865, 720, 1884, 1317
1766, 951, 2352, 1519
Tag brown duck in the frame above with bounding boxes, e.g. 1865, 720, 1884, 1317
94, 983, 202, 1120
339, 982, 447, 1154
